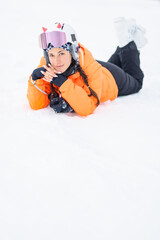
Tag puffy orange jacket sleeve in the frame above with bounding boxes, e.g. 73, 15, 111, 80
27, 57, 51, 110
59, 79, 97, 116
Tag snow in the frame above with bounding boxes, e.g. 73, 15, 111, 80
0, 0, 160, 239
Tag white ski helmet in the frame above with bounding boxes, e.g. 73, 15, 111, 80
39, 22, 79, 62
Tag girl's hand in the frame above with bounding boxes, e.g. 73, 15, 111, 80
41, 64, 61, 82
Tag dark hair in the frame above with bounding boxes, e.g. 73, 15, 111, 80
77, 64, 100, 106
49, 83, 59, 100
49, 64, 100, 106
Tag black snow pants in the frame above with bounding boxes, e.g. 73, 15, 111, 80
97, 41, 144, 96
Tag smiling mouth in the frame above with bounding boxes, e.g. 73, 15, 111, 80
56, 65, 64, 68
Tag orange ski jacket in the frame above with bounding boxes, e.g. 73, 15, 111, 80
27, 43, 118, 116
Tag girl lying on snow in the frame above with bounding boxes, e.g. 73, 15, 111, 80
27, 18, 147, 116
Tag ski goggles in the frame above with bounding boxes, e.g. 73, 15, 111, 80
39, 31, 67, 49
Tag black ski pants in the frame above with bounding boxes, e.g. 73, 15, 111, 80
97, 41, 144, 96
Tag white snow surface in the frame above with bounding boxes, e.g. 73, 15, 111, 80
0, 0, 160, 239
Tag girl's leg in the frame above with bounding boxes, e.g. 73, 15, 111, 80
97, 41, 144, 96
107, 47, 122, 68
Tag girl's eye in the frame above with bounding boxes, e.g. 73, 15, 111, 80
49, 52, 65, 57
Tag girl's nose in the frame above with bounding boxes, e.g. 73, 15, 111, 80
54, 56, 61, 65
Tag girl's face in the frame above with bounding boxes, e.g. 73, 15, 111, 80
48, 48, 72, 73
